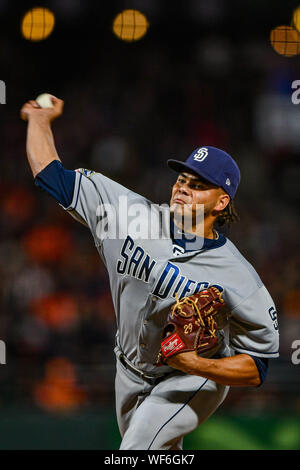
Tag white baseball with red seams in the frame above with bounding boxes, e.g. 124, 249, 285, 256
36, 93, 54, 108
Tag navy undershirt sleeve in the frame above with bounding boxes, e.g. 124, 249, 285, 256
235, 352, 268, 386
236, 353, 269, 387
34, 160, 76, 208
249, 355, 269, 386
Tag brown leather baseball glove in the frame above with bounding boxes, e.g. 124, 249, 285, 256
155, 286, 226, 366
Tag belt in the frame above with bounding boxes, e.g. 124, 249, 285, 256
118, 353, 167, 386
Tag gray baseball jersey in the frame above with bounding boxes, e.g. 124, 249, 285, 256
62, 168, 279, 449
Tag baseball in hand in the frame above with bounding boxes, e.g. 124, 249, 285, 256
35, 93, 54, 108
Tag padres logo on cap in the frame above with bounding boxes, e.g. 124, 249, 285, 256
193, 147, 208, 162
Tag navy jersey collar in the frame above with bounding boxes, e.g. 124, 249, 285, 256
170, 217, 226, 252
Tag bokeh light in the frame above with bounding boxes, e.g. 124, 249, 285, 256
292, 6, 300, 33
270, 25, 300, 57
30, 293, 79, 330
22, 224, 74, 263
33, 357, 87, 413
21, 7, 55, 42
112, 9, 149, 42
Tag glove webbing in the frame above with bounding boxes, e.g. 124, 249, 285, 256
173, 292, 217, 340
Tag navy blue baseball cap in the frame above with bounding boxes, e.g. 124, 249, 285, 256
167, 146, 241, 199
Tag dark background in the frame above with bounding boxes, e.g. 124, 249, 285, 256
0, 0, 299, 449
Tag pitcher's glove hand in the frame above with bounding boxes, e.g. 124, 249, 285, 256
155, 286, 226, 366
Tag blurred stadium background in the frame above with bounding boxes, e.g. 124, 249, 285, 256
0, 0, 300, 450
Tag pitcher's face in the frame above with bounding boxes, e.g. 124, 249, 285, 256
170, 172, 228, 224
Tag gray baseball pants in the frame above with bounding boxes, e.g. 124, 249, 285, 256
115, 358, 229, 450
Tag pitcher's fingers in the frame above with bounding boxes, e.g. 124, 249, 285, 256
28, 100, 41, 108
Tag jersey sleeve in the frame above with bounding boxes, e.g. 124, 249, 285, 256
229, 285, 279, 358
34, 160, 76, 208
63, 168, 131, 244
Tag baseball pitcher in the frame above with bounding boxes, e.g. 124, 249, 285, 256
21, 96, 279, 450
